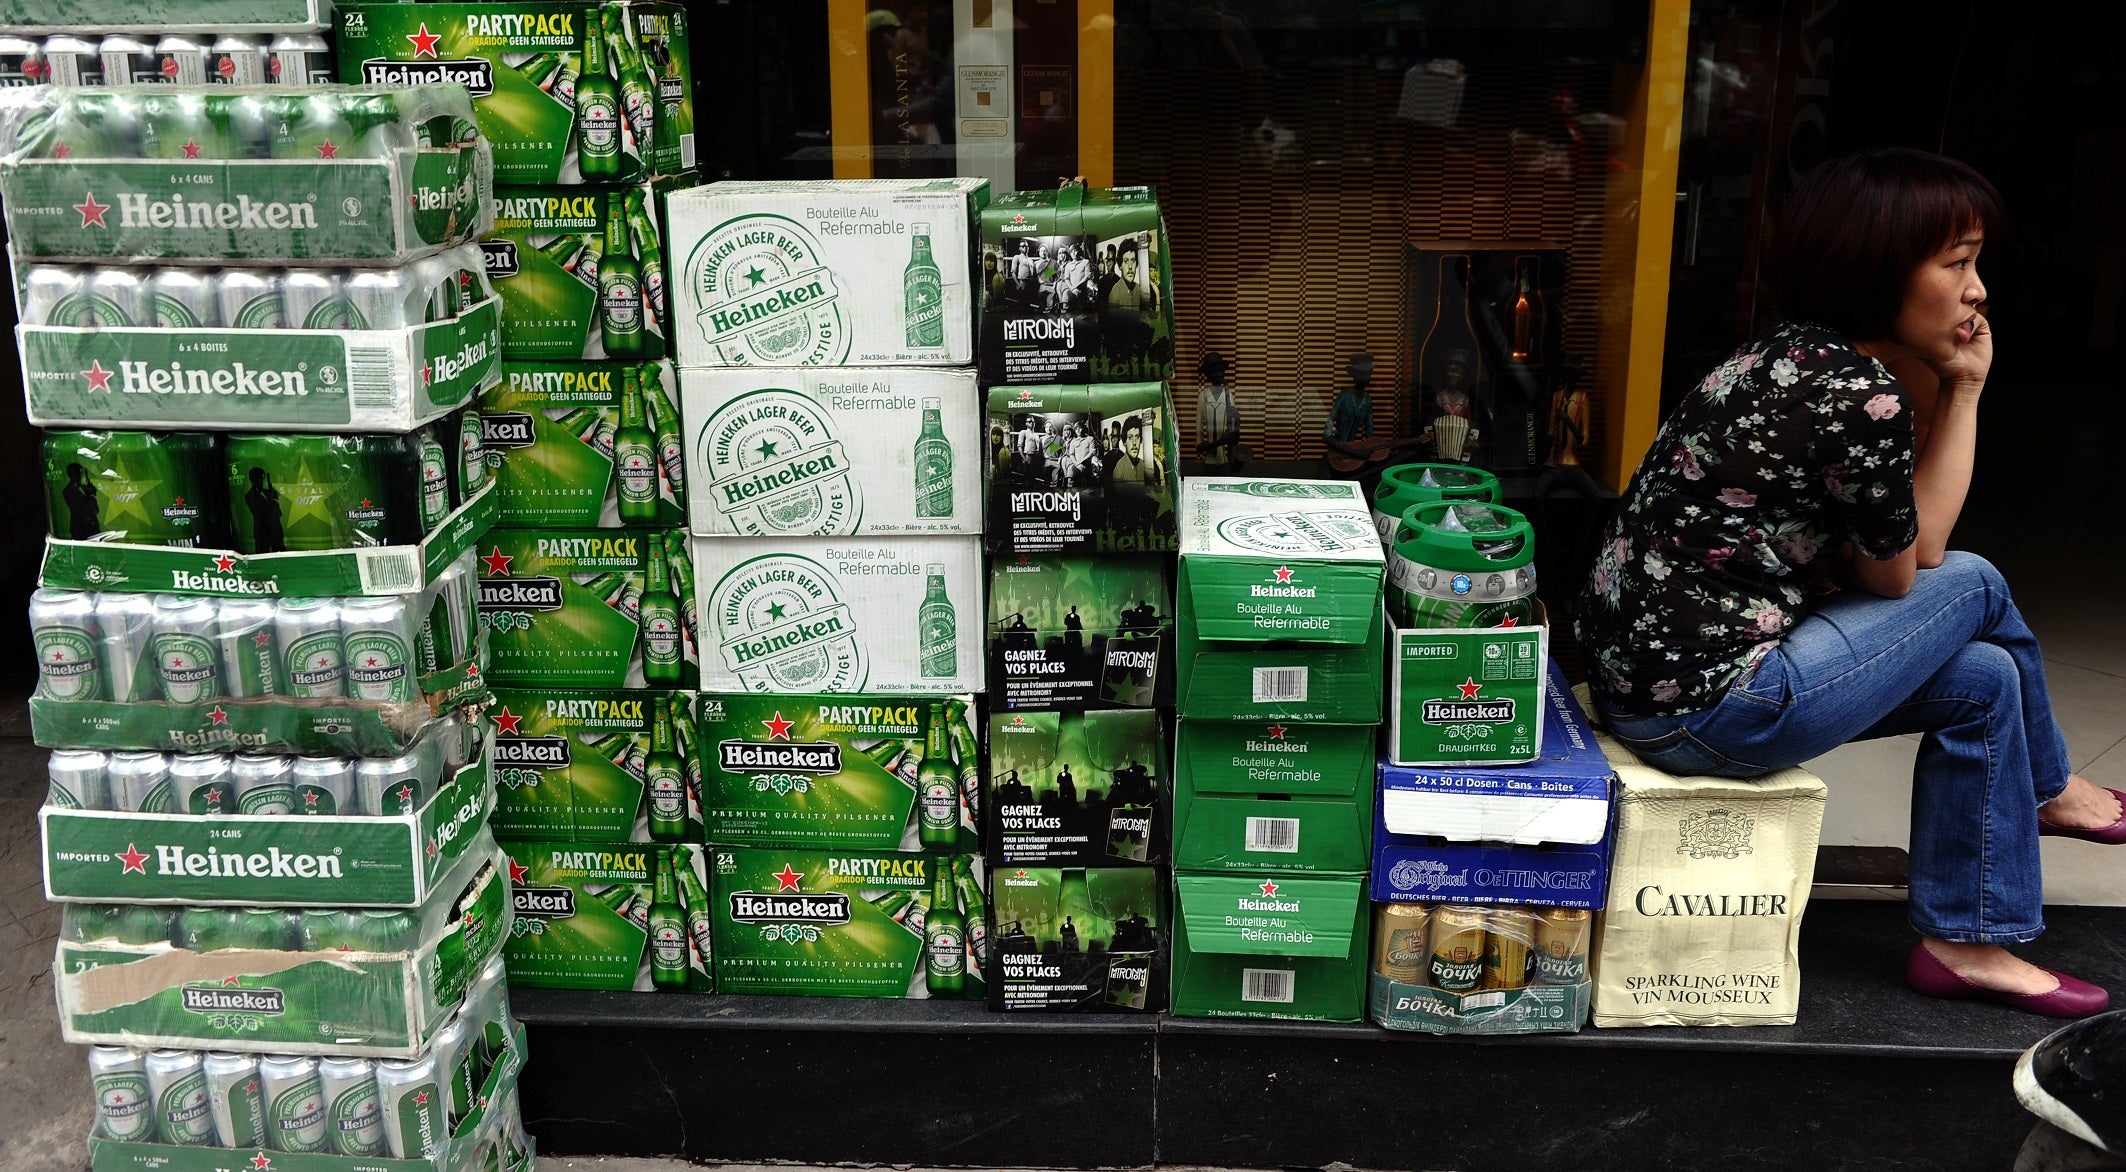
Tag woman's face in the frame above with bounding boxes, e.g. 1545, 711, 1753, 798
1891, 229, 1987, 364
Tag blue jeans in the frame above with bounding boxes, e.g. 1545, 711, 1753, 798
1597, 552, 2072, 945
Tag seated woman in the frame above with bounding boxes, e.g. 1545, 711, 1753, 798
1575, 148, 2126, 1018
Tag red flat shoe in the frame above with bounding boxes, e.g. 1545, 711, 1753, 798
1906, 943, 2111, 1019
2039, 788, 2126, 845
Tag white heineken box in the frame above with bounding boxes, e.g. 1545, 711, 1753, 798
680, 366, 983, 538
689, 534, 984, 694
667, 178, 990, 368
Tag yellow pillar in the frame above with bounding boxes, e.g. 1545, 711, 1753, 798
1077, 0, 1115, 187
828, 0, 871, 180
1608, 0, 1691, 480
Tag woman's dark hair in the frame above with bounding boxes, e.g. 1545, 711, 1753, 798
1766, 148, 2004, 340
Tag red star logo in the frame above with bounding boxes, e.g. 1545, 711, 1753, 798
253, 631, 270, 647
75, 192, 109, 228
360, 498, 372, 509
466, 664, 480, 677
1014, 870, 1028, 880
213, 553, 237, 573
1260, 879, 1279, 897
1267, 724, 1287, 739
507, 857, 529, 885
425, 837, 438, 858
365, 656, 379, 668
772, 864, 803, 892
53, 142, 71, 158
181, 139, 202, 159
1018, 388, 1032, 399
762, 712, 794, 740
406, 23, 442, 56
421, 362, 433, 385
413, 1090, 429, 1106
1011, 213, 1026, 224
208, 706, 229, 725
1273, 565, 1295, 583
50, 650, 62, 661
118, 843, 148, 874
482, 546, 513, 576
1457, 677, 1483, 700
493, 708, 523, 735
1498, 615, 1519, 627
304, 791, 319, 809
395, 783, 415, 806
1011, 715, 1025, 725
82, 361, 114, 392
174, 496, 186, 506
251, 1153, 274, 1171
315, 139, 339, 159
222, 974, 242, 986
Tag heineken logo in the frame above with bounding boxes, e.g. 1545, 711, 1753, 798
428, 337, 493, 386
129, 844, 345, 879
686, 216, 850, 365
494, 736, 570, 768
360, 57, 494, 97
1237, 896, 1301, 912
481, 412, 537, 450
701, 389, 857, 535
107, 192, 320, 232
720, 741, 843, 773
181, 985, 286, 1015
478, 577, 565, 611
1422, 679, 1514, 725
708, 554, 865, 692
513, 885, 577, 919
1215, 510, 1375, 556
480, 241, 520, 280
107, 359, 309, 400
75, 192, 109, 228
729, 892, 851, 925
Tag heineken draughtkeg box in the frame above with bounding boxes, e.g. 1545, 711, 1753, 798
666, 177, 989, 368
985, 381, 1179, 556
987, 865, 1163, 1012
1175, 477, 1386, 723
16, 246, 505, 432
0, 84, 491, 262
53, 835, 508, 1056
486, 687, 702, 842
681, 367, 982, 538
978, 184, 1175, 387
698, 693, 979, 853
987, 553, 1172, 712
503, 841, 710, 991
1171, 720, 1376, 874
477, 526, 697, 688
987, 708, 1166, 867
337, 1, 696, 184
1169, 871, 1368, 1022
709, 846, 987, 999
690, 535, 983, 696
1388, 615, 1548, 766
482, 361, 685, 527
485, 183, 689, 361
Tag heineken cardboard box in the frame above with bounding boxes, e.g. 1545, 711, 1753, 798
987, 708, 1166, 867
483, 361, 686, 528
1169, 871, 1368, 1022
477, 526, 697, 689
666, 177, 989, 368
978, 185, 1175, 387
486, 182, 690, 361
1389, 615, 1549, 767
1175, 477, 1386, 723
987, 553, 1172, 712
487, 687, 703, 842
0, 85, 492, 263
698, 693, 980, 853
985, 381, 1180, 556
690, 535, 984, 696
681, 367, 983, 539
54, 835, 509, 1057
338, 1, 697, 184
987, 864, 1165, 1012
503, 841, 711, 992
1171, 720, 1377, 874
709, 846, 987, 1000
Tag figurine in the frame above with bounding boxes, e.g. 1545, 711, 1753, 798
1546, 354, 1589, 468
1195, 351, 1243, 473
1324, 351, 1376, 447
1419, 347, 1480, 463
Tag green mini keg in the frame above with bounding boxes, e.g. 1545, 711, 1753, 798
1370, 463, 1500, 546
1391, 500, 1539, 629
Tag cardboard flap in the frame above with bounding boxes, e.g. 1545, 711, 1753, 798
1174, 873, 1363, 959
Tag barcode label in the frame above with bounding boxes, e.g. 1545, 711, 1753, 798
681, 133, 698, 170
1242, 968, 1295, 1004
1463, 990, 1506, 1010
356, 548, 423, 595
1245, 816, 1300, 853
1252, 666, 1308, 704
345, 344, 399, 412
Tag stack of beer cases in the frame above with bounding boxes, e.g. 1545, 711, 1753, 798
975, 183, 1182, 1012
662, 175, 992, 1001
0, 48, 540, 1168
1365, 465, 1612, 1034
1166, 477, 1387, 1023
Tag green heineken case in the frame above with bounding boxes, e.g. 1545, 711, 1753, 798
1171, 720, 1377, 874
54, 836, 509, 1056
709, 847, 984, 999
42, 431, 225, 549
483, 361, 684, 527
681, 366, 983, 538
487, 183, 690, 361
477, 526, 696, 688
1170, 871, 1368, 1022
984, 381, 1180, 555
987, 708, 1166, 867
987, 553, 1172, 712
487, 688, 702, 842
1389, 621, 1549, 766
978, 184, 1176, 387
504, 841, 711, 991
698, 693, 980, 852
1175, 477, 1387, 722
987, 865, 1164, 1012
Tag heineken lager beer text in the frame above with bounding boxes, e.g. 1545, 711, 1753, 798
376, 1054, 444, 1158
904, 221, 944, 349
204, 1051, 267, 1148
31, 588, 103, 701
277, 598, 345, 698
918, 564, 956, 679
153, 594, 222, 703
342, 596, 419, 702
318, 1056, 385, 1156
614, 368, 658, 523
576, 9, 622, 180
259, 1055, 329, 1153
146, 1048, 216, 1146
91, 1047, 155, 1141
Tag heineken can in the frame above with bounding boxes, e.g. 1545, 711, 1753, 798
459, 407, 489, 501
219, 270, 286, 330
101, 35, 165, 87
210, 35, 270, 86
341, 596, 419, 702
214, 599, 280, 699
231, 753, 297, 815
109, 751, 174, 813
258, 1055, 330, 1153
417, 425, 451, 530
30, 588, 103, 701
376, 1055, 443, 1158
268, 33, 332, 87
96, 592, 160, 701
22, 265, 91, 326
145, 1049, 215, 1146
177, 906, 242, 953
317, 1057, 385, 1156
171, 752, 234, 815
1373, 462, 1501, 545
154, 35, 211, 86
356, 909, 418, 952
204, 1051, 266, 1148
1391, 500, 1540, 630
276, 599, 345, 698
291, 756, 356, 817
48, 748, 110, 810
215, 91, 276, 159
239, 906, 299, 950
282, 269, 348, 330
88, 267, 150, 327
344, 268, 418, 332
296, 907, 365, 952
139, 89, 218, 159
428, 1014, 474, 1124
356, 753, 428, 817
466, 953, 513, 1069
0, 35, 44, 86
147, 268, 222, 328
90, 1047, 156, 1142
42, 35, 105, 87
44, 429, 220, 548
70, 902, 173, 946
152, 594, 223, 704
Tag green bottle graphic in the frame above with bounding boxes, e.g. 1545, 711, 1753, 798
626, 192, 666, 327
607, 7, 656, 153
916, 702, 958, 852
537, 232, 585, 272
550, 405, 601, 440
577, 231, 606, 290
953, 854, 988, 973
678, 862, 715, 972
614, 369, 659, 523
924, 859, 966, 997
642, 372, 686, 499
648, 848, 688, 990
516, 52, 563, 90
599, 191, 645, 359
905, 221, 944, 349
861, 739, 907, 778
913, 396, 953, 518
647, 697, 687, 842
918, 562, 955, 679
639, 537, 684, 686
574, 18, 621, 180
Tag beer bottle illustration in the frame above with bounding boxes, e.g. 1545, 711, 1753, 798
638, 538, 684, 686
648, 848, 688, 991
614, 369, 659, 524
626, 190, 666, 328
924, 859, 966, 998
599, 191, 645, 359
917, 701, 958, 852
913, 396, 953, 518
574, 22, 621, 181
904, 221, 944, 349
646, 696, 687, 842
607, 7, 656, 152
917, 563, 955, 678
